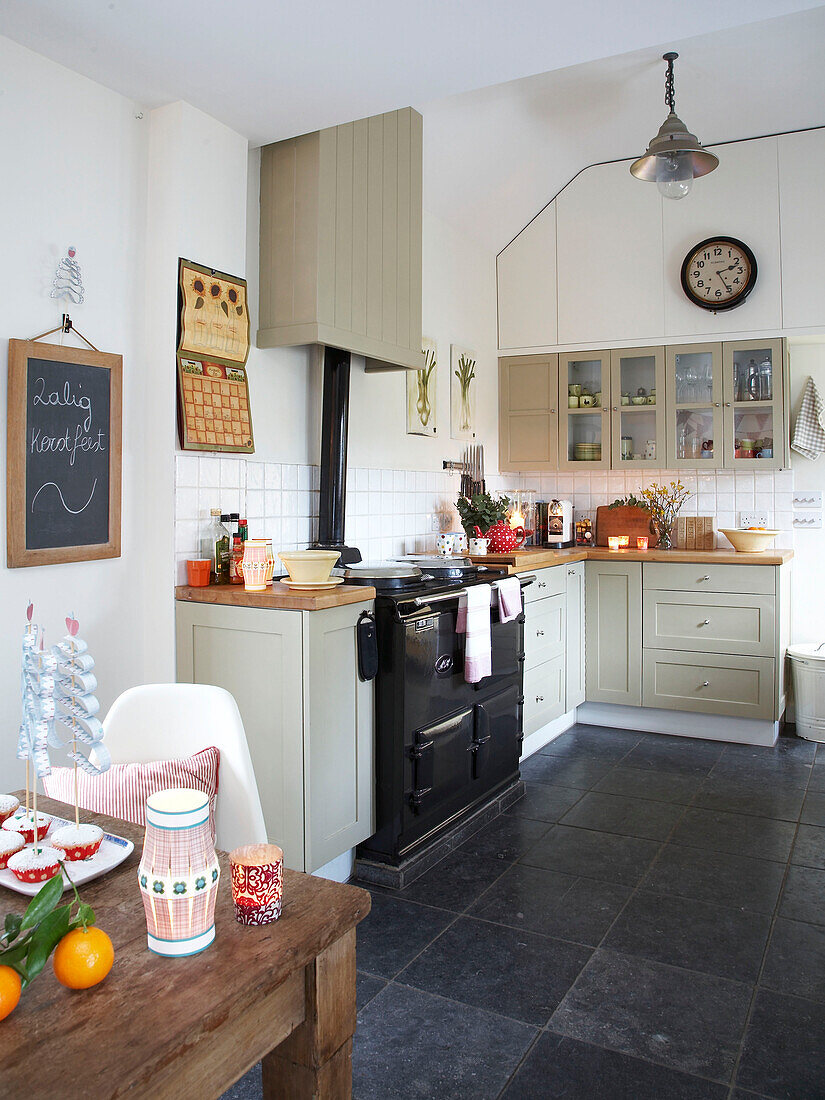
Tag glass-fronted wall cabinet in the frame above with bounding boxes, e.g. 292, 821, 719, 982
609, 347, 665, 468
722, 339, 786, 469
665, 343, 724, 469
558, 351, 611, 469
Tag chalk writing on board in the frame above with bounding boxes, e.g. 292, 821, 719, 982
25, 358, 111, 550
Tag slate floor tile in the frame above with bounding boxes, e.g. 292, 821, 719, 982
551, 948, 752, 1081
399, 847, 509, 913
502, 1032, 728, 1099
559, 790, 685, 840
801, 790, 825, 827
397, 916, 591, 1026
594, 765, 703, 805
669, 807, 796, 862
622, 738, 724, 777
737, 989, 825, 1099
469, 862, 631, 947
519, 753, 612, 789
456, 814, 551, 863
691, 776, 805, 822
642, 844, 785, 913
504, 782, 584, 822
807, 760, 825, 793
761, 918, 825, 1004
563, 723, 649, 750
356, 893, 455, 978
709, 756, 812, 788
779, 864, 825, 926
539, 730, 636, 764
353, 983, 536, 1100
791, 824, 825, 869
220, 1064, 261, 1100
719, 737, 817, 765
520, 824, 660, 886
357, 971, 388, 1012
604, 889, 772, 982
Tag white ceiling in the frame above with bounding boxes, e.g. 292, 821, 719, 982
1, 0, 821, 145
421, 7, 825, 251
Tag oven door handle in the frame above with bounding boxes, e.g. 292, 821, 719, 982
471, 703, 491, 748
408, 574, 537, 615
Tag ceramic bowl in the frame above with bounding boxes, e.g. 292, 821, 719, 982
278, 549, 341, 583
719, 528, 781, 553
631, 396, 647, 405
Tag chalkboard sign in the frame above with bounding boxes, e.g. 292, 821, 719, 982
7, 339, 122, 567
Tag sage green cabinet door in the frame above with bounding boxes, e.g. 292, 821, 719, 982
304, 605, 375, 872
643, 650, 775, 719
610, 347, 665, 468
524, 655, 566, 734
499, 355, 559, 472
665, 343, 724, 469
585, 562, 642, 705
558, 352, 611, 470
524, 593, 565, 669
566, 563, 585, 709
722, 338, 787, 469
175, 602, 306, 870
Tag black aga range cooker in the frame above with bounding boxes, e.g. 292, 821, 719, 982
350, 562, 532, 883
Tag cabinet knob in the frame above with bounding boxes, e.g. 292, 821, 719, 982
700, 681, 710, 688
568, 569, 575, 575
701, 619, 710, 626
536, 695, 544, 703
603, 407, 609, 413
538, 582, 546, 588
536, 629, 545, 637
714, 402, 721, 408
550, 408, 556, 415
613, 406, 618, 412
725, 402, 732, 407
701, 575, 710, 581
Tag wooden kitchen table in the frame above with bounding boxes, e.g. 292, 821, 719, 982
0, 794, 371, 1099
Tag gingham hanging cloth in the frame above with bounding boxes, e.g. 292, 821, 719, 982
791, 377, 825, 461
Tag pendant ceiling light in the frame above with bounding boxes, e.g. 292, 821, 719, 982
630, 52, 719, 200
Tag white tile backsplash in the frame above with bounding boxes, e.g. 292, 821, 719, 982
174, 454, 795, 584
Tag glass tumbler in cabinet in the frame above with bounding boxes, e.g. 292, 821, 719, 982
665, 343, 723, 469
609, 347, 665, 467
559, 351, 610, 469
722, 339, 786, 469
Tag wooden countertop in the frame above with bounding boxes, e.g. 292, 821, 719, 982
469, 546, 794, 573
175, 581, 376, 610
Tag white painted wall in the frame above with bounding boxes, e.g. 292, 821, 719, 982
0, 37, 148, 786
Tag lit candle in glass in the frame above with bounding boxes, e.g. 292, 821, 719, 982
230, 844, 284, 926
637, 536, 649, 550
619, 535, 630, 548
608, 536, 621, 551
510, 511, 525, 529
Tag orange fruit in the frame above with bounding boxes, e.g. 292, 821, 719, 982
52, 927, 114, 990
0, 965, 22, 1021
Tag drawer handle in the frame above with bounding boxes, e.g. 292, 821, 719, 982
536, 695, 544, 703
700, 575, 710, 582
536, 630, 545, 637
700, 619, 710, 626
700, 681, 710, 688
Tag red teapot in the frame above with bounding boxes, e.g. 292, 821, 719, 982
476, 522, 525, 553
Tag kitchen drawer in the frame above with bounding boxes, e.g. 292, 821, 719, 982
523, 654, 565, 734
524, 566, 566, 604
643, 590, 776, 657
524, 593, 565, 669
643, 562, 776, 596
642, 649, 775, 719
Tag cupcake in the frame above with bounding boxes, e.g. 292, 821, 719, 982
0, 795, 20, 826
2, 811, 51, 844
7, 845, 62, 885
0, 831, 25, 870
51, 823, 104, 862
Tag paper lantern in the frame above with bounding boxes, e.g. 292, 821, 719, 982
138, 788, 220, 957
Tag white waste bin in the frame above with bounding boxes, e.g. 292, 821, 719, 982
789, 644, 825, 742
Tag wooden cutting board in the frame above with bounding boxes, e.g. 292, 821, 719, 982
595, 505, 659, 547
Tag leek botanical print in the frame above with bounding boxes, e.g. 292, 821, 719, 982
450, 344, 477, 440
406, 337, 437, 436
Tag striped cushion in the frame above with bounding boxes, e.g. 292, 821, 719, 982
42, 748, 220, 838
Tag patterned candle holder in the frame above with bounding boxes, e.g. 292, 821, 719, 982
636, 536, 649, 550
138, 788, 220, 957
608, 536, 621, 551
230, 843, 283, 926
618, 535, 630, 548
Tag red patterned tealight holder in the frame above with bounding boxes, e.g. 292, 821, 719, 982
230, 844, 283, 926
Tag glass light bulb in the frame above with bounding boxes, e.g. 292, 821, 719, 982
655, 152, 693, 200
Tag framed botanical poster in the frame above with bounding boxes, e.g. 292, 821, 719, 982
450, 344, 476, 439
406, 337, 437, 436
7, 339, 122, 568
177, 259, 254, 453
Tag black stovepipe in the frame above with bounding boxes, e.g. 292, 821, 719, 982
314, 345, 362, 564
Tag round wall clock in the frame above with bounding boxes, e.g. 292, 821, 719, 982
680, 236, 757, 311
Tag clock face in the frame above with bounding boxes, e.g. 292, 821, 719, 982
680, 237, 757, 312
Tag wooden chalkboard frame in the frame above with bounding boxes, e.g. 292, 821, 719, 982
6, 339, 122, 568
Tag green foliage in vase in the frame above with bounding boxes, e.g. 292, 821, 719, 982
607, 495, 650, 511
455, 492, 510, 537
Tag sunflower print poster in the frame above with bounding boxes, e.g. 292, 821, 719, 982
178, 258, 250, 365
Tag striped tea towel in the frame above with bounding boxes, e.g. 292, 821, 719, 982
496, 576, 523, 623
791, 377, 825, 461
456, 584, 492, 683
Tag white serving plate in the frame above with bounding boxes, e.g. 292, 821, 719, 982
282, 577, 345, 590
0, 815, 134, 896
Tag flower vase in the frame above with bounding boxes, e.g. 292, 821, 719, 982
655, 520, 674, 549
138, 788, 220, 957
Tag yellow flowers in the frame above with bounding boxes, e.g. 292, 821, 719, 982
637, 481, 691, 549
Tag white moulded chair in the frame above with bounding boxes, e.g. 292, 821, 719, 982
103, 683, 267, 852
